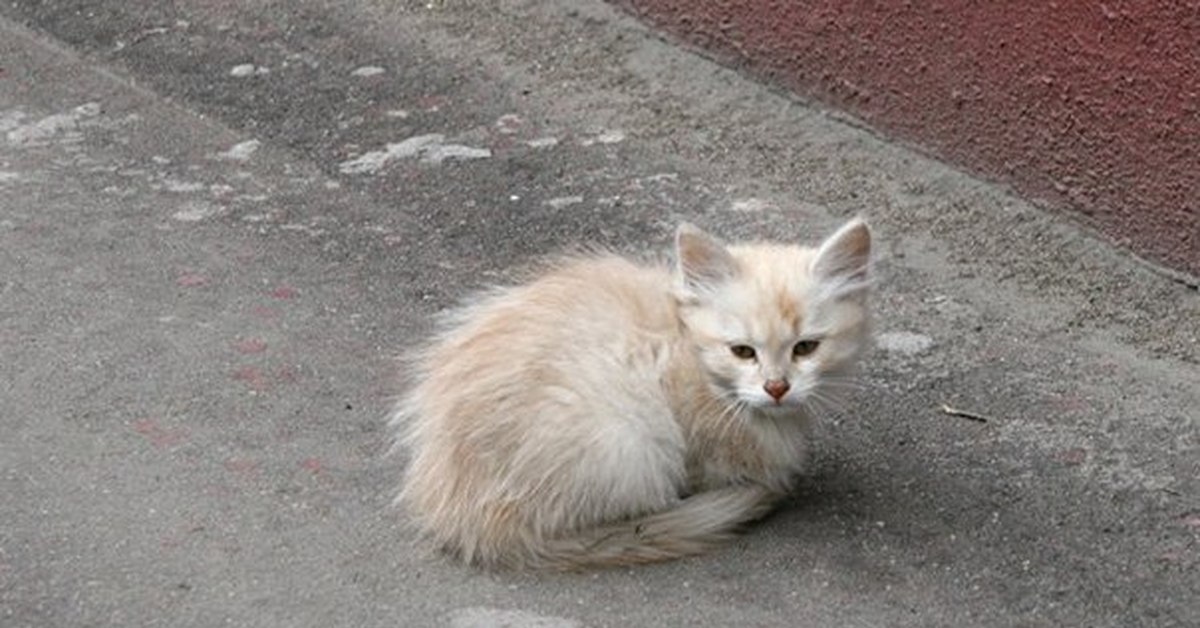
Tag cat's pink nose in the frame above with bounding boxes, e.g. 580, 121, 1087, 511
763, 379, 790, 401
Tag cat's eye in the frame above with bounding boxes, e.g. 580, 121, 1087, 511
792, 340, 820, 357
730, 345, 757, 360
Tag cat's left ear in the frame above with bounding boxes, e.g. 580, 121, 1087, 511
675, 223, 738, 295
810, 218, 872, 299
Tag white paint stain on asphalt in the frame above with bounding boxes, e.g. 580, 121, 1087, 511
215, 139, 261, 161
422, 143, 492, 164
340, 134, 443, 174
6, 103, 101, 146
161, 178, 206, 193
339, 133, 491, 174
230, 64, 269, 77
0, 110, 28, 134
351, 65, 386, 77
448, 607, 581, 628
545, 195, 584, 209
171, 201, 221, 222
494, 114, 523, 134
581, 129, 625, 146
731, 198, 771, 212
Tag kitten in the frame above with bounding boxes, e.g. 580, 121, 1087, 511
393, 219, 872, 569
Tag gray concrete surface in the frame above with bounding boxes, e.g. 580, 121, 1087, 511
1, 1, 1196, 626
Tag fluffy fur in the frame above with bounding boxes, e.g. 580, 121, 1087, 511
393, 219, 873, 569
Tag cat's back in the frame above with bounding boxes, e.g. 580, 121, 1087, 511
446, 254, 678, 352
533, 254, 676, 331
412, 252, 683, 451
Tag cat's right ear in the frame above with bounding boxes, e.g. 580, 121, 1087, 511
675, 223, 738, 295
810, 218, 873, 300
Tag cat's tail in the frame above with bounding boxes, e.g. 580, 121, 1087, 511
534, 484, 779, 570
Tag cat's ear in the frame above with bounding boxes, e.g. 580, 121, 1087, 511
675, 223, 738, 294
810, 218, 872, 299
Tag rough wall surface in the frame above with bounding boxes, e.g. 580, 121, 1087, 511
614, 0, 1199, 277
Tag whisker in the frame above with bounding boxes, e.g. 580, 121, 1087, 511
714, 397, 744, 446
818, 376, 887, 392
803, 390, 855, 419
721, 397, 749, 443
692, 390, 745, 452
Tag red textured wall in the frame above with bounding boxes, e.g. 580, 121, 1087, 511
613, 1, 1199, 278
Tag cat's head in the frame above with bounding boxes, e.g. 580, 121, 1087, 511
674, 219, 873, 414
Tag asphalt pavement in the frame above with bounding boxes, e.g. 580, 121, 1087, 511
1, 1, 1197, 627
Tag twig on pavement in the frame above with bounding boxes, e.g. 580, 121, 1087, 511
940, 403, 991, 423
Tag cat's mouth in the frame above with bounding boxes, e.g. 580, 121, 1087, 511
746, 395, 804, 413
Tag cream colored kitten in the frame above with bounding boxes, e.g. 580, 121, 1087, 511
393, 219, 872, 569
